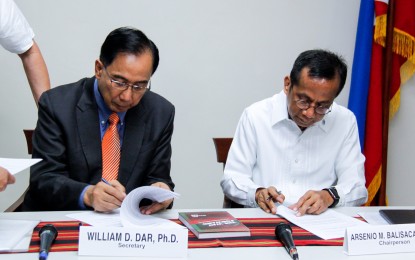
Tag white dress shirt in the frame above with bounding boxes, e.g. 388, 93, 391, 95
0, 0, 34, 54
220, 91, 368, 208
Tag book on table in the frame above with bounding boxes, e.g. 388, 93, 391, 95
178, 211, 251, 239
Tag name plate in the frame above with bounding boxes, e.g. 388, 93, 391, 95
79, 226, 188, 258
344, 224, 415, 255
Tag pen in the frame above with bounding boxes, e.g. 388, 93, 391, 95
101, 178, 111, 185
267, 190, 282, 201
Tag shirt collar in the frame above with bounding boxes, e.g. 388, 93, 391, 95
94, 79, 126, 124
271, 91, 290, 126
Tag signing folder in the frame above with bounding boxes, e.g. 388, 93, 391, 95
379, 209, 415, 224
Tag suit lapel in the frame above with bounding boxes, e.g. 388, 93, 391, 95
76, 78, 102, 178
75, 78, 148, 185
118, 103, 147, 185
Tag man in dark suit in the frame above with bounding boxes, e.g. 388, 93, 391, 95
22, 27, 175, 213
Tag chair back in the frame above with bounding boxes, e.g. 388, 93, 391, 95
212, 137, 244, 208
212, 138, 233, 167
23, 129, 34, 154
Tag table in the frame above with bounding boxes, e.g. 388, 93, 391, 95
1, 206, 414, 260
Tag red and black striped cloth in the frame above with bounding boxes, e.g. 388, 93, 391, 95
26, 218, 343, 253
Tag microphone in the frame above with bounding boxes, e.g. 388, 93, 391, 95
275, 222, 299, 260
38, 224, 58, 260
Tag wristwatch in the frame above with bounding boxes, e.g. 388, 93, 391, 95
323, 187, 340, 208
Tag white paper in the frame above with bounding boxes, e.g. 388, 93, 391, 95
0, 219, 40, 252
0, 158, 42, 175
67, 209, 122, 227
68, 186, 180, 228
358, 211, 390, 225
276, 205, 368, 239
6, 230, 34, 253
120, 186, 181, 227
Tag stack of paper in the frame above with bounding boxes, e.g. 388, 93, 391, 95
67, 186, 181, 228
0, 219, 39, 252
276, 205, 368, 239
120, 186, 180, 227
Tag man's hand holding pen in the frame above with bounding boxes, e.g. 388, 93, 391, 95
83, 178, 126, 212
255, 186, 285, 214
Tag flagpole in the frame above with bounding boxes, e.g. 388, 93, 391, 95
380, 0, 395, 206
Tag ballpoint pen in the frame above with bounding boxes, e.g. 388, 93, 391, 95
101, 178, 111, 185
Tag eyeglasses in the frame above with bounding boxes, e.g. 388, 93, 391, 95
103, 67, 151, 93
295, 99, 332, 115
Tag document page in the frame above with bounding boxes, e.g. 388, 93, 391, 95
120, 186, 180, 227
0, 158, 42, 175
0, 219, 39, 252
358, 211, 389, 225
68, 186, 180, 228
276, 205, 368, 239
67, 209, 122, 227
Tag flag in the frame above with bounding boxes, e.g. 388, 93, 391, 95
348, 0, 415, 206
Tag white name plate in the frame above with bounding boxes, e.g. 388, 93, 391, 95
344, 224, 415, 255
79, 226, 188, 258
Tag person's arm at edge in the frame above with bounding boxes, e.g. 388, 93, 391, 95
18, 40, 50, 106
0, 166, 15, 192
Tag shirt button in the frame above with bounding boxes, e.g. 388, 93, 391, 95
101, 120, 105, 125
295, 159, 298, 163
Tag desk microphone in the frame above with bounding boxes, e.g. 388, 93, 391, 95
38, 224, 58, 260
275, 222, 299, 260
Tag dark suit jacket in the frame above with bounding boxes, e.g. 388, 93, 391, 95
22, 77, 175, 211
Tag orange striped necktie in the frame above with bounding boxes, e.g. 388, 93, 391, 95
102, 113, 120, 181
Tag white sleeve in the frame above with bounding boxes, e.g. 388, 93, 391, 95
334, 114, 368, 206
0, 0, 34, 54
220, 109, 261, 207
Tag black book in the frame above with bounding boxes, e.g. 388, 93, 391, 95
379, 209, 415, 224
